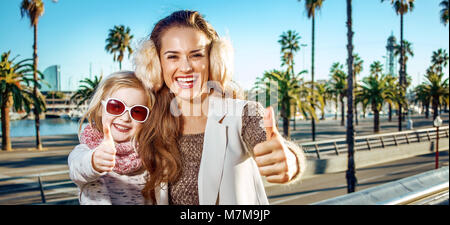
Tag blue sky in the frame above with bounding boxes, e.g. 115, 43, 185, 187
0, 0, 448, 91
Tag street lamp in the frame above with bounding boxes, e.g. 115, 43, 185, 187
433, 116, 443, 169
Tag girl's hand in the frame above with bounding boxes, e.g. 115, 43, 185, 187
253, 107, 299, 183
91, 124, 117, 173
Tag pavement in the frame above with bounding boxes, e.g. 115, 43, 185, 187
0, 148, 75, 205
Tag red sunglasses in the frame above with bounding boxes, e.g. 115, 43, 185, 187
101, 98, 150, 123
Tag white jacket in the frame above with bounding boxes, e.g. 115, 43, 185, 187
180, 96, 304, 205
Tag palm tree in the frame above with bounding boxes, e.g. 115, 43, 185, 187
329, 62, 347, 126
431, 48, 449, 75
414, 84, 431, 118
105, 25, 134, 70
279, 30, 301, 78
422, 68, 449, 120
20, 0, 45, 150
262, 69, 316, 137
345, 0, 357, 194
394, 40, 414, 76
252, 76, 274, 107
359, 61, 395, 133
315, 82, 333, 120
381, 0, 414, 131
70, 76, 102, 106
298, 0, 325, 141
292, 79, 325, 120
370, 61, 384, 77
278, 30, 306, 133
1, 51, 46, 151
440, 0, 449, 25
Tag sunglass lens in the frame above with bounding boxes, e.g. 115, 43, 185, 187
106, 99, 125, 115
130, 106, 148, 122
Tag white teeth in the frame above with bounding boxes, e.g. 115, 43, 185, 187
176, 77, 195, 82
114, 124, 130, 130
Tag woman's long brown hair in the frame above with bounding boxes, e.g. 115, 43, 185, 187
137, 86, 181, 204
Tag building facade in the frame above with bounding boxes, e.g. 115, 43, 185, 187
40, 65, 61, 92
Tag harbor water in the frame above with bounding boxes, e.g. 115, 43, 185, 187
1, 118, 87, 137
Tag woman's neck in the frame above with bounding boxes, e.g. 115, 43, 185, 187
176, 94, 209, 135
176, 93, 209, 118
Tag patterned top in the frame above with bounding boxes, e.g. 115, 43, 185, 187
169, 102, 266, 205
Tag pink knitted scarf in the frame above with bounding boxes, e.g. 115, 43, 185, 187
79, 124, 142, 175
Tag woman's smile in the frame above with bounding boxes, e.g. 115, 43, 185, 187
175, 74, 200, 89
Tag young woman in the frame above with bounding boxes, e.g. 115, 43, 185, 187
134, 10, 306, 205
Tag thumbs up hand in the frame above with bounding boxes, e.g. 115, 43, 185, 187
253, 107, 299, 183
92, 123, 117, 173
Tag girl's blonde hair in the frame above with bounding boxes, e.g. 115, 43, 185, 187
133, 10, 242, 203
78, 71, 155, 137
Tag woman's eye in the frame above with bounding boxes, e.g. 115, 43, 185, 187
192, 53, 204, 58
167, 55, 178, 59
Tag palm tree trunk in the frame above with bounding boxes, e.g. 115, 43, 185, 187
353, 73, 358, 125
293, 106, 296, 130
374, 105, 380, 133
1, 95, 12, 151
388, 103, 392, 121
345, 0, 357, 194
335, 98, 338, 120
432, 97, 439, 121
311, 16, 316, 141
425, 102, 430, 118
33, 23, 43, 151
354, 101, 358, 125
398, 13, 404, 131
340, 95, 345, 126
283, 117, 290, 138
281, 101, 290, 138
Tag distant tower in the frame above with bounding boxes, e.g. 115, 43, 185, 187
386, 32, 397, 77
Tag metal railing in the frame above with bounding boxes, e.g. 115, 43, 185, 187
0, 170, 77, 204
296, 126, 449, 159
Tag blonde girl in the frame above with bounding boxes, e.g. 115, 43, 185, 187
68, 71, 155, 205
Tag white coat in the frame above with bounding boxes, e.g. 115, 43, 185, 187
155, 96, 305, 205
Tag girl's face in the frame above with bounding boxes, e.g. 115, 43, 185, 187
101, 87, 147, 143
159, 27, 211, 101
